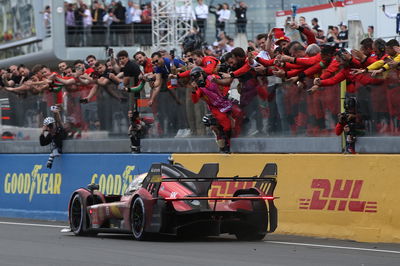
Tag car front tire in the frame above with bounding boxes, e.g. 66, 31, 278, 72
131, 197, 148, 241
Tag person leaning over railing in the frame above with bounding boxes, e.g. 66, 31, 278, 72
40, 106, 66, 169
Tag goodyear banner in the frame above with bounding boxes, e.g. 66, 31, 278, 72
0, 154, 170, 220
172, 154, 400, 243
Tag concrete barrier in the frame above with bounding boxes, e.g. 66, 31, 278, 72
2, 152, 399, 243
172, 153, 400, 243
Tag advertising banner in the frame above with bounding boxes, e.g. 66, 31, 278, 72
172, 154, 400, 243
0, 154, 170, 220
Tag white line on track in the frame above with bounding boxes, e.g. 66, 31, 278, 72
0, 221, 66, 228
1, 221, 399, 255
266, 241, 400, 254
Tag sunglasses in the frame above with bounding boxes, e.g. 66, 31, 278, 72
151, 60, 159, 64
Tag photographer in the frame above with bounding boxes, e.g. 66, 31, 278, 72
40, 106, 66, 168
335, 98, 364, 154
190, 67, 242, 153
233, 1, 247, 34
128, 110, 153, 153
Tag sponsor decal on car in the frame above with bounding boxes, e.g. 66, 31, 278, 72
299, 179, 377, 213
3, 165, 62, 202
209, 181, 255, 200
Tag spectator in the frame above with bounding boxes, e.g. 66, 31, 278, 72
74, 2, 85, 46
337, 24, 348, 48
177, 1, 196, 39
82, 4, 93, 45
233, 1, 247, 34
299, 16, 310, 30
150, 51, 185, 136
111, 1, 126, 46
65, 3, 76, 46
195, 0, 209, 39
141, 3, 152, 45
126, 1, 140, 45
382, 4, 400, 35
366, 25, 374, 38
209, 4, 222, 39
43, 5, 51, 36
326, 26, 339, 47
316, 29, 327, 44
311, 17, 320, 31
217, 3, 230, 38
91, 1, 106, 44
103, 9, 117, 46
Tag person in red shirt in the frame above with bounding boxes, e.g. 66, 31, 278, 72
171, 49, 219, 79
219, 47, 264, 136
134, 51, 154, 74
308, 49, 384, 95
190, 67, 242, 153
73, 60, 99, 130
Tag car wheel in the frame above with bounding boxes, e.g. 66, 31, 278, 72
131, 197, 148, 241
234, 194, 267, 241
69, 194, 86, 236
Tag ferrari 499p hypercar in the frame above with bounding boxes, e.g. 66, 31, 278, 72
68, 162, 278, 241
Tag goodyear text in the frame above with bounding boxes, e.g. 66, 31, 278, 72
3, 165, 62, 202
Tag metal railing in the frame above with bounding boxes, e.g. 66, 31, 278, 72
65, 23, 153, 47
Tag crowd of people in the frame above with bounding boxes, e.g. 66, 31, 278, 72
64, 0, 153, 46
2, 2, 400, 153
62, 0, 248, 47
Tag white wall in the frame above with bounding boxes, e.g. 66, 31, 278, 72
276, 0, 399, 40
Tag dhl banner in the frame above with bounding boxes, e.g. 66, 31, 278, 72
0, 154, 170, 220
172, 154, 400, 243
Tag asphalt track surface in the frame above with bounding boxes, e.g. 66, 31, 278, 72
0, 218, 400, 266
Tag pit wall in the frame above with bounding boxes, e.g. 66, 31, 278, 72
0, 153, 399, 243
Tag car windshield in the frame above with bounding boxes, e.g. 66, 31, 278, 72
125, 173, 147, 195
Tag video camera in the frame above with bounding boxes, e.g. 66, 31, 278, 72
339, 97, 357, 124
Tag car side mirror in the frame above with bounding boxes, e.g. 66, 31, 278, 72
87, 183, 99, 192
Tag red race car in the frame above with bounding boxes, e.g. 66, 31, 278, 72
68, 161, 278, 241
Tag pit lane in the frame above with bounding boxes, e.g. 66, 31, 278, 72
0, 218, 399, 266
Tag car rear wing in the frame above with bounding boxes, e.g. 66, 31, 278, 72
142, 163, 277, 199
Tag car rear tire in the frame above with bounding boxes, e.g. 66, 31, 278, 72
234, 194, 267, 241
69, 194, 86, 236
131, 197, 148, 241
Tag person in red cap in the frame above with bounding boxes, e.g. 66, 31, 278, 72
275, 36, 291, 50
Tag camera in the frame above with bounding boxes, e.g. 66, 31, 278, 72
247, 46, 255, 53
218, 63, 230, 73
144, 76, 155, 82
50, 105, 58, 112
336, 48, 349, 61
79, 98, 88, 104
188, 58, 194, 64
